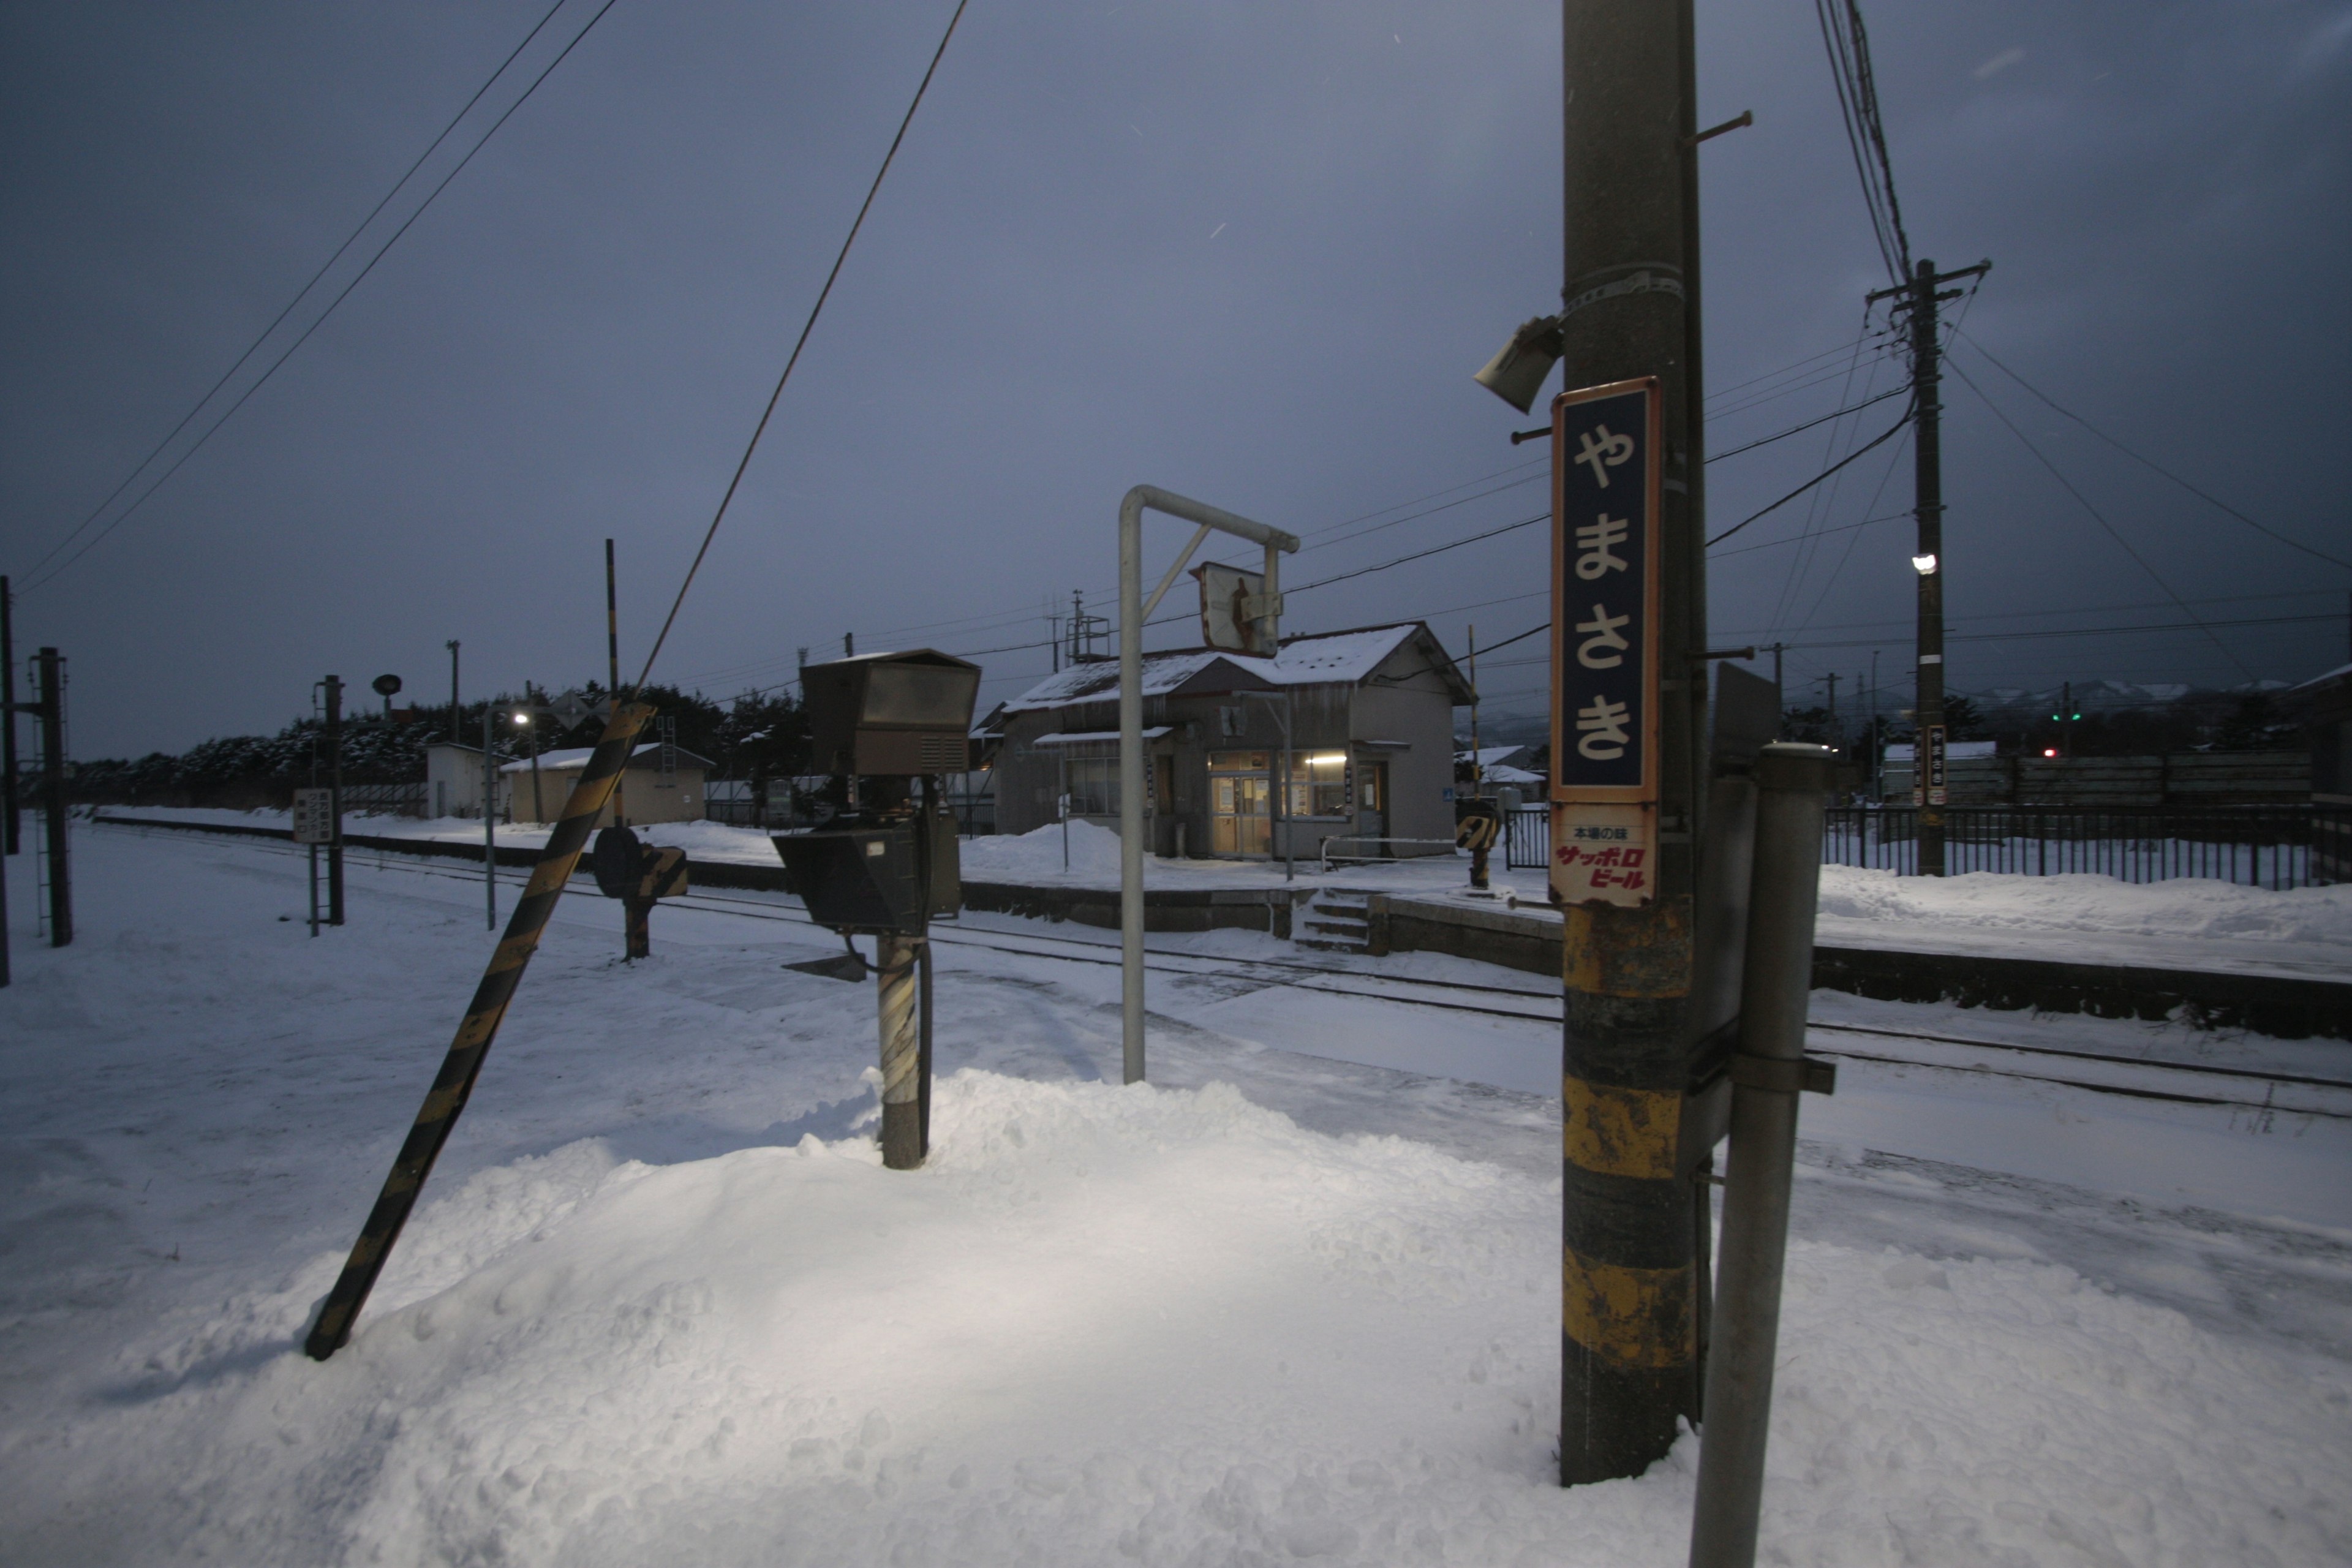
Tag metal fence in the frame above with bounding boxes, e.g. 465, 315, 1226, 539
1510, 802, 2341, 889
1822, 805, 2342, 890
1506, 805, 1549, 870
339, 782, 428, 818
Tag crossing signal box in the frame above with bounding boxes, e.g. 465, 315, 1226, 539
801, 649, 982, 777
775, 812, 960, 937
775, 649, 982, 1173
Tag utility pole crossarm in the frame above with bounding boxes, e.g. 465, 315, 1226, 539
1866, 257, 1991, 306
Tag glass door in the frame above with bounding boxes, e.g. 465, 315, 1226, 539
1208, 750, 1272, 856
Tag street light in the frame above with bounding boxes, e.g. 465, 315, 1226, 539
1910, 552, 1939, 576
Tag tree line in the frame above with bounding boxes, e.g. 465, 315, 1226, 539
65, 683, 812, 809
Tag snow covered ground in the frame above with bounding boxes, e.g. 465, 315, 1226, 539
95, 809, 2352, 979
7, 824, 2350, 1565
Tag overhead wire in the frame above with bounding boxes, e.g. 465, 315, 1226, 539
1945, 358, 2256, 682
20, 0, 624, 595
10, 0, 575, 589
630, 0, 969, 692
1704, 400, 1914, 549
1954, 331, 2352, 573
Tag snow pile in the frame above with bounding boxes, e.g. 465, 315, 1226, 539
959, 818, 1129, 882
7, 1071, 2346, 1566
1817, 864, 2352, 946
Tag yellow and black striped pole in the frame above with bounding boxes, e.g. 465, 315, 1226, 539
304, 702, 654, 1360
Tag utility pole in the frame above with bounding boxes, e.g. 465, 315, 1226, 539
607, 541, 627, 827
447, 641, 461, 744
1868, 257, 1987, 875
323, 674, 345, 925
1, 576, 17, 857
36, 648, 70, 946
1556, 0, 1709, 1484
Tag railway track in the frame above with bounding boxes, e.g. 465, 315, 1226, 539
99, 819, 2352, 1120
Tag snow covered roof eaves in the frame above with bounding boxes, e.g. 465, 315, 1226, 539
500, 742, 713, 774
1000, 624, 1453, 713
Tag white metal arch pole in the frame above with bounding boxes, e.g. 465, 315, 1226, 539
1118, 486, 1299, 1084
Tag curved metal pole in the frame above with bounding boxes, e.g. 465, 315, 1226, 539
1118, 486, 1298, 1084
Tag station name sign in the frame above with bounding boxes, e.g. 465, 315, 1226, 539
1549, 377, 1661, 908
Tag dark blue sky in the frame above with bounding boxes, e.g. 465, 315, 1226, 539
6, 1, 2347, 756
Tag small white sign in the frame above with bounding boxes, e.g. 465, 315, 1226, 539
292, 788, 336, 845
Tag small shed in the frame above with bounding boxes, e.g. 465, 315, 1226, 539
499, 742, 713, 826
424, 742, 491, 820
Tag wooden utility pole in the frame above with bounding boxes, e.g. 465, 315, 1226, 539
1556, 0, 1709, 1484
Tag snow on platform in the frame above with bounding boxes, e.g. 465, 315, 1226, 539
6, 826, 2350, 1563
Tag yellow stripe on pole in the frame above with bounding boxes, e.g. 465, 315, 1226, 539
1562, 1074, 1681, 1180
303, 701, 654, 1360
1563, 1248, 1695, 1370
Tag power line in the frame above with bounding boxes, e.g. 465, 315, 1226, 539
1705, 384, 1909, 464
20, 0, 622, 595
11, 0, 575, 589
1945, 358, 2255, 682
1813, 0, 1911, 284
1954, 331, 2352, 573
1705, 400, 1913, 548
631, 0, 968, 692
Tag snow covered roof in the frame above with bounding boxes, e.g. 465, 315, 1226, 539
1457, 744, 1530, 768
500, 742, 713, 774
1028, 728, 1173, 746
1001, 624, 1466, 713
1483, 764, 1545, 785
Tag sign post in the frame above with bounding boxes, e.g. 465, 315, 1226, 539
293, 787, 334, 937
1550, 378, 1662, 910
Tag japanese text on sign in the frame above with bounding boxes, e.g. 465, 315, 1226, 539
1551, 382, 1657, 796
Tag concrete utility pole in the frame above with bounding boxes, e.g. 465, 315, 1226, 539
1557, 0, 1710, 1483
1869, 257, 1988, 875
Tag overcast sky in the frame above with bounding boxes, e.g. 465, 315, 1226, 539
5, 0, 2348, 758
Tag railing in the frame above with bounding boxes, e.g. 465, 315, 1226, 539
1822, 805, 2342, 890
1319, 835, 1457, 870
1505, 805, 1550, 870
1507, 801, 2341, 888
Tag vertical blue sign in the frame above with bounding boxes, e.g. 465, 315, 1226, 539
1551, 379, 1659, 799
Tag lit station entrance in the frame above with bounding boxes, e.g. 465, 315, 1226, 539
1208, 750, 1271, 856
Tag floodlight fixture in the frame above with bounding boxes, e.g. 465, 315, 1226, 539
1910, 552, 1939, 576
1472, 314, 1567, 414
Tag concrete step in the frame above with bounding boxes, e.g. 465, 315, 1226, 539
1295, 936, 1371, 954
1304, 918, 1370, 938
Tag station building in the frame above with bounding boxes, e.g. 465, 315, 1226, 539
985, 622, 1474, 861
